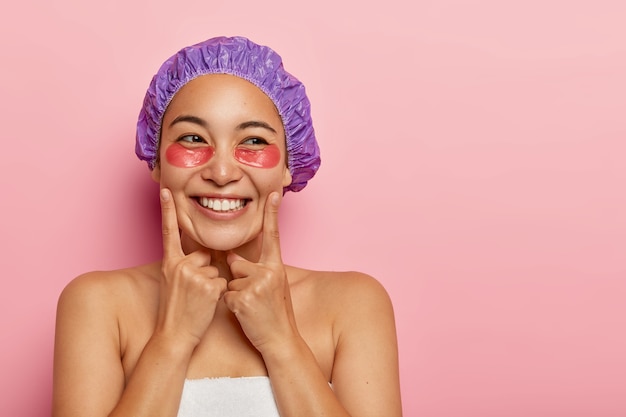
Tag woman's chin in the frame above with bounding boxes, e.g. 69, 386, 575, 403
195, 232, 258, 253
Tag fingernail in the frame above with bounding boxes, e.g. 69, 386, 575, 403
271, 192, 279, 205
160, 188, 170, 201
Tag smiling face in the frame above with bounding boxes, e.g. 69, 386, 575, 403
152, 74, 292, 253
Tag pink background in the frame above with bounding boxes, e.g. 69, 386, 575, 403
1, 1, 625, 415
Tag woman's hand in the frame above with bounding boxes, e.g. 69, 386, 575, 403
223, 192, 298, 353
156, 188, 228, 348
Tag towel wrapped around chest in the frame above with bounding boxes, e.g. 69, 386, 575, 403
177, 376, 280, 417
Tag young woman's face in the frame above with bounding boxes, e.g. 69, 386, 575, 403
153, 74, 292, 252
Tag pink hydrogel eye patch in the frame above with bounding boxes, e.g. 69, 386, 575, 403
165, 143, 215, 168
233, 144, 281, 168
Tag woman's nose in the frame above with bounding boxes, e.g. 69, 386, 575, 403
200, 146, 243, 186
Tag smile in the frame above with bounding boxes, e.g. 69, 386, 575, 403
198, 197, 249, 212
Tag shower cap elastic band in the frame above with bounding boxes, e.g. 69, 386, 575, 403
136, 36, 321, 192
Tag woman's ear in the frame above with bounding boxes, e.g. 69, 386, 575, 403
282, 166, 292, 188
151, 165, 161, 183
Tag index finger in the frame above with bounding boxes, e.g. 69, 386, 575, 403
160, 188, 184, 260
260, 191, 283, 263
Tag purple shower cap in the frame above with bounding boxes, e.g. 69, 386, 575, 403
136, 36, 320, 192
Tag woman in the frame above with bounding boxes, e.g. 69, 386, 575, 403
52, 36, 402, 417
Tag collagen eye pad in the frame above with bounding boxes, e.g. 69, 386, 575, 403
165, 143, 280, 169
165, 143, 215, 168
233, 144, 280, 168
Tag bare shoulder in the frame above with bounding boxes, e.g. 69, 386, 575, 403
287, 266, 395, 322
53, 264, 162, 416
287, 267, 401, 414
289, 265, 391, 297
59, 264, 158, 304
57, 262, 160, 317
55, 263, 162, 371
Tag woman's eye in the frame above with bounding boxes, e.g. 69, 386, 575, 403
179, 134, 205, 143
241, 137, 269, 146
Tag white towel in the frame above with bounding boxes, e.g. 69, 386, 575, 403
177, 376, 281, 417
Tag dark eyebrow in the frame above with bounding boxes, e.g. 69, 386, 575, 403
236, 120, 277, 134
169, 115, 208, 128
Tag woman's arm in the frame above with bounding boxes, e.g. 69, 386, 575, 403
262, 272, 402, 417
52, 271, 200, 417
53, 189, 227, 417
52, 272, 127, 417
330, 273, 403, 416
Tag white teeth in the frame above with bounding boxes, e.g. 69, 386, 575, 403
199, 198, 246, 212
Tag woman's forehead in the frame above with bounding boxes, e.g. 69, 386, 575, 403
164, 74, 282, 127
166, 74, 280, 115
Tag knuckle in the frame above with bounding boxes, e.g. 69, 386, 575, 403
200, 283, 217, 298
163, 261, 195, 285
239, 291, 255, 306
177, 262, 193, 277
224, 292, 241, 314
259, 268, 276, 284
205, 266, 219, 278
229, 259, 242, 270
203, 277, 227, 298
216, 277, 228, 290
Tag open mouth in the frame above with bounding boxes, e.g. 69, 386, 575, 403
196, 197, 249, 212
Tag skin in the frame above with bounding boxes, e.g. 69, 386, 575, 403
52, 74, 402, 417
